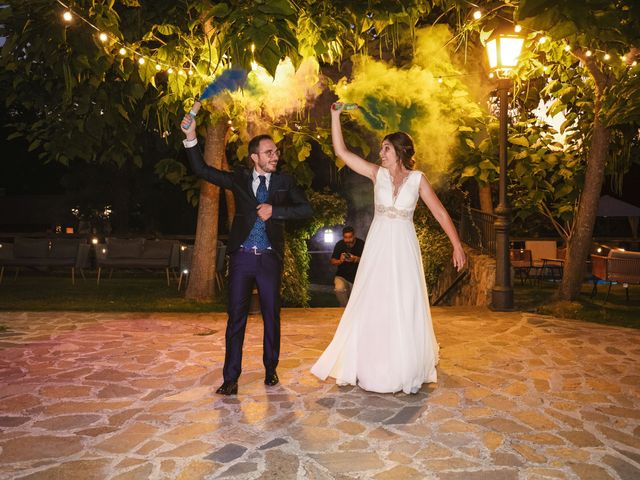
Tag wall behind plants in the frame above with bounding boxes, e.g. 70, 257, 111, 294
282, 190, 347, 307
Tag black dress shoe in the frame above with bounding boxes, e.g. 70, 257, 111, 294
265, 372, 279, 386
216, 381, 238, 395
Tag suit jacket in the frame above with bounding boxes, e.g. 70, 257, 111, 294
185, 145, 313, 259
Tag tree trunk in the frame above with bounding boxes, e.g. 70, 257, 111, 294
478, 184, 494, 214
185, 117, 228, 301
559, 51, 610, 300
559, 118, 610, 300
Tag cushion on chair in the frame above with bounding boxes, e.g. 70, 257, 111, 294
50, 239, 81, 259
608, 249, 640, 259
14, 238, 50, 258
105, 238, 144, 258
142, 240, 174, 259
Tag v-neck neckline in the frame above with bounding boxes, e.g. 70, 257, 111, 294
388, 168, 411, 204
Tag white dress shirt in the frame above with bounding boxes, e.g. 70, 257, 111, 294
252, 170, 272, 196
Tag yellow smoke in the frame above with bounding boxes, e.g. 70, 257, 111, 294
229, 57, 322, 138
336, 25, 484, 184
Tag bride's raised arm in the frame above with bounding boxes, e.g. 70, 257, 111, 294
331, 105, 378, 182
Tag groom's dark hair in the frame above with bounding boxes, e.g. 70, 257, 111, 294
342, 226, 354, 235
248, 134, 274, 156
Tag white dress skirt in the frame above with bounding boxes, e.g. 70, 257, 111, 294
311, 167, 439, 394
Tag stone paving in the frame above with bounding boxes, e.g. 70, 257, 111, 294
0, 307, 639, 480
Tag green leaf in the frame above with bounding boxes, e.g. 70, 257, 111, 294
461, 166, 478, 178
297, 142, 312, 162
508, 136, 529, 148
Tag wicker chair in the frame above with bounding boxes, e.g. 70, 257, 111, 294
591, 249, 640, 301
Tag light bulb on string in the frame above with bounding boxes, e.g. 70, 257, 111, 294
473, 10, 482, 20
138, 57, 145, 65
538, 36, 547, 44
188, 69, 193, 76
119, 47, 127, 56
514, 25, 522, 33
633, 61, 638, 67
167, 68, 174, 74
564, 45, 571, 52
586, 50, 592, 57
178, 69, 185, 76
155, 64, 162, 71
621, 55, 627, 62
438, 77, 443, 84
603, 53, 610, 61
98, 32, 108, 43
63, 11, 73, 22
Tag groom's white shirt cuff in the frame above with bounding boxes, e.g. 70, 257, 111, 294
183, 138, 198, 148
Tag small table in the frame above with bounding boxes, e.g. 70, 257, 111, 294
538, 258, 564, 284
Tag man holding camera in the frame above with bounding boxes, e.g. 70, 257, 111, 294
330, 226, 365, 307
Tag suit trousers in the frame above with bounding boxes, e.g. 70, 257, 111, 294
223, 250, 282, 382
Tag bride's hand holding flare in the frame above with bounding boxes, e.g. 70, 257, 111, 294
330, 104, 378, 181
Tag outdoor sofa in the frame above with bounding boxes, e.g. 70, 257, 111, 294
0, 236, 90, 284
591, 249, 640, 300
95, 237, 180, 285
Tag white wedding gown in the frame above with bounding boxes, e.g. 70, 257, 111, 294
311, 167, 439, 394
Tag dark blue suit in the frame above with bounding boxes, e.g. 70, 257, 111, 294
186, 146, 313, 382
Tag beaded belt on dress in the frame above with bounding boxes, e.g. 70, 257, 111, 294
375, 204, 414, 220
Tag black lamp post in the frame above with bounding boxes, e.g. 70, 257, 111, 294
486, 31, 524, 311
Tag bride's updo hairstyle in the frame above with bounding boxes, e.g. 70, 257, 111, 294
383, 131, 416, 170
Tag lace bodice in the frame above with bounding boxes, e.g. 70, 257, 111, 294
374, 167, 420, 221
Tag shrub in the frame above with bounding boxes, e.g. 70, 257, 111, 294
282, 190, 347, 306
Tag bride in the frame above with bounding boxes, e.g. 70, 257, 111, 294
310, 104, 466, 394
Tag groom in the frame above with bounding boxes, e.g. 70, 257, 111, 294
181, 114, 313, 395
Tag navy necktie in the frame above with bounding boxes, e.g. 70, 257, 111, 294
244, 175, 271, 250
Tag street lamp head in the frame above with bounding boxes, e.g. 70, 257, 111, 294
486, 31, 524, 79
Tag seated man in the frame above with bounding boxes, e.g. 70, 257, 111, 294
330, 226, 365, 307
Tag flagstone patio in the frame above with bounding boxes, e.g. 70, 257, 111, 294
0, 307, 638, 479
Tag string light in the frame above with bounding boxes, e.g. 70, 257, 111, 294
56, 0, 638, 86
55, 0, 198, 76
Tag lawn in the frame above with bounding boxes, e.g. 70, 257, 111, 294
514, 280, 640, 329
1, 273, 638, 330
0, 273, 226, 312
